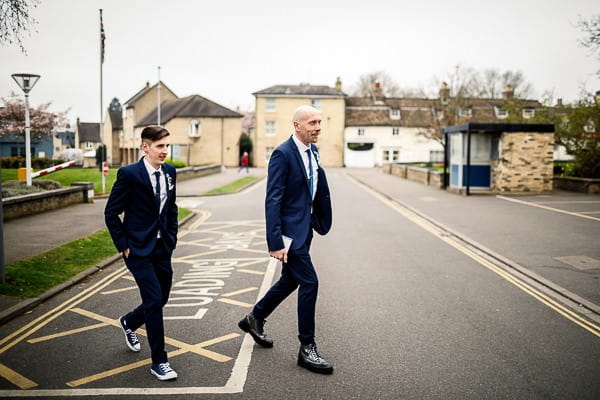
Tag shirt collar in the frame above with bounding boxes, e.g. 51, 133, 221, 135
143, 157, 162, 176
292, 134, 311, 153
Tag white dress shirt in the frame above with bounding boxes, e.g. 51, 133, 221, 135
291, 134, 318, 200
143, 157, 167, 238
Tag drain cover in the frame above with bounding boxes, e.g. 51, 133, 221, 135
554, 256, 600, 270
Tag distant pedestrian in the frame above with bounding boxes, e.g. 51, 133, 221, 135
238, 105, 334, 374
238, 151, 250, 173
104, 126, 179, 381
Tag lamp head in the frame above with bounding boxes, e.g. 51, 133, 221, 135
11, 73, 41, 94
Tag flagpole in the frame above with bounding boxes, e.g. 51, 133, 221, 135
157, 66, 161, 126
99, 8, 106, 193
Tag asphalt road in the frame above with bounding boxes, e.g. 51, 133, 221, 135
0, 170, 598, 399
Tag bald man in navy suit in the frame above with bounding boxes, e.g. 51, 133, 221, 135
238, 106, 334, 374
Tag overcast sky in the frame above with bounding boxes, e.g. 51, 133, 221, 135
1, 0, 599, 123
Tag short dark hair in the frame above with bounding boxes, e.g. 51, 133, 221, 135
141, 126, 170, 143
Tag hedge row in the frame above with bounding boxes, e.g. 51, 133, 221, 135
0, 157, 60, 169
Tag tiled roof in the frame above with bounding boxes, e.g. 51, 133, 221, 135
253, 84, 345, 97
78, 122, 101, 142
345, 97, 542, 127
124, 81, 177, 108
135, 95, 242, 127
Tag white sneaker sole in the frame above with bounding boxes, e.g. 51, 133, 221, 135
118, 317, 140, 352
150, 369, 178, 381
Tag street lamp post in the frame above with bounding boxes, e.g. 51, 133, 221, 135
11, 73, 41, 186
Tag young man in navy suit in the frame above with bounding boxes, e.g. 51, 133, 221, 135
238, 105, 334, 374
105, 126, 179, 381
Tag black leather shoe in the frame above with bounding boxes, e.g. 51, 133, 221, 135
297, 343, 334, 374
238, 313, 273, 348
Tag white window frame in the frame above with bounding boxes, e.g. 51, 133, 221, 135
522, 108, 535, 119
265, 121, 276, 136
85, 141, 94, 150
265, 146, 275, 162
392, 128, 400, 136
357, 128, 365, 136
265, 98, 276, 112
311, 99, 321, 109
459, 107, 472, 117
189, 119, 201, 137
390, 109, 401, 120
494, 106, 508, 119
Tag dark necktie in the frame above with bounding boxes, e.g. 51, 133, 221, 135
154, 171, 161, 209
306, 149, 314, 200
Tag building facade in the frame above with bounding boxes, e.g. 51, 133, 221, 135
253, 81, 346, 167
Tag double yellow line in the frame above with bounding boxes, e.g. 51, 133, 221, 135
349, 175, 600, 338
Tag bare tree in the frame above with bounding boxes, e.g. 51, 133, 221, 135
577, 14, 600, 77
0, 0, 39, 53
351, 70, 401, 97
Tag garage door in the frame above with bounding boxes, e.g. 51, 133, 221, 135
345, 142, 375, 167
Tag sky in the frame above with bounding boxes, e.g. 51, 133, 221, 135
1, 0, 599, 123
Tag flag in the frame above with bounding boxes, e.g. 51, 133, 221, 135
100, 9, 105, 63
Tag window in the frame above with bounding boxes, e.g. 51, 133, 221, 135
266, 98, 276, 112
392, 128, 399, 136
494, 106, 508, 119
382, 149, 400, 162
430, 150, 444, 162
85, 141, 94, 149
436, 110, 444, 120
390, 109, 401, 120
357, 128, 365, 136
311, 99, 321, 109
265, 146, 275, 162
189, 120, 201, 137
522, 108, 535, 119
265, 121, 276, 136
459, 107, 472, 117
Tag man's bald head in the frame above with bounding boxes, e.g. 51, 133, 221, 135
293, 105, 322, 146
293, 105, 321, 123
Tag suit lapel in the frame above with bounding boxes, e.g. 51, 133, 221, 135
288, 136, 310, 193
138, 158, 159, 211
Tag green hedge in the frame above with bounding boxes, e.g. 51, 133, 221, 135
0, 157, 60, 169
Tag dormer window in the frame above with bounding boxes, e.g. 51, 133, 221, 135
390, 109, 401, 120
189, 120, 201, 137
522, 108, 535, 119
494, 106, 508, 119
459, 107, 472, 117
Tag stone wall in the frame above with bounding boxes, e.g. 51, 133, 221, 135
2, 182, 94, 221
385, 164, 446, 189
493, 132, 554, 192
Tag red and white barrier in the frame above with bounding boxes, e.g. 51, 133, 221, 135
31, 160, 77, 178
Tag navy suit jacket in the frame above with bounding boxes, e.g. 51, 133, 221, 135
104, 159, 178, 256
265, 136, 332, 252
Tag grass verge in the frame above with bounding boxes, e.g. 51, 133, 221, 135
205, 176, 259, 195
1, 168, 118, 195
0, 207, 192, 299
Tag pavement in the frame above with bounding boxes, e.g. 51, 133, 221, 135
1, 166, 598, 323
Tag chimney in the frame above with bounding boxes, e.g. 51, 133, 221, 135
502, 84, 514, 100
556, 98, 564, 107
439, 82, 450, 103
373, 82, 384, 102
335, 76, 342, 91
595, 90, 600, 105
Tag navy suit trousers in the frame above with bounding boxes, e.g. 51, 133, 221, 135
253, 235, 318, 345
122, 239, 172, 364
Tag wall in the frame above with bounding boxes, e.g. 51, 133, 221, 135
2, 182, 94, 220
163, 117, 242, 167
493, 132, 554, 192
254, 96, 345, 167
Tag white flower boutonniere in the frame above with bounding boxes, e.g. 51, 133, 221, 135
166, 173, 174, 190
